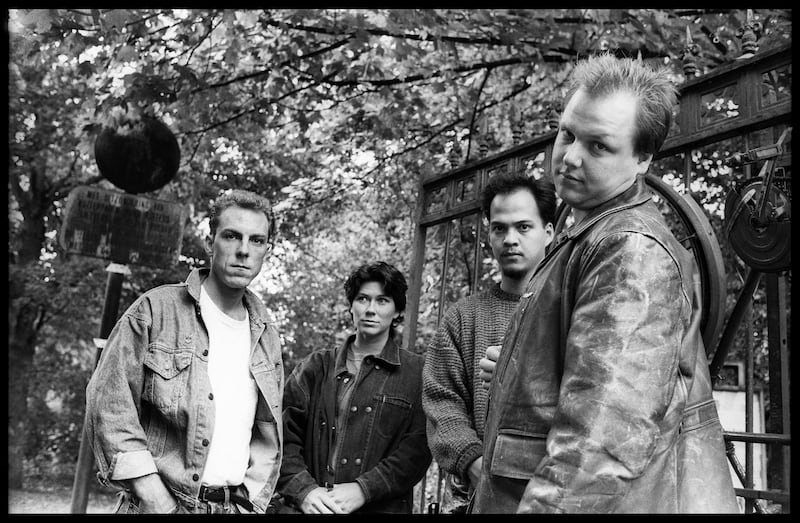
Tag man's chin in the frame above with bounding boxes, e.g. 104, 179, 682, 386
222, 275, 253, 289
501, 266, 531, 280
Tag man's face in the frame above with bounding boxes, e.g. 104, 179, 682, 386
206, 206, 271, 291
349, 281, 399, 338
552, 88, 652, 213
488, 188, 554, 281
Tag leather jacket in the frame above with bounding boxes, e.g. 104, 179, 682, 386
472, 178, 738, 513
278, 334, 431, 513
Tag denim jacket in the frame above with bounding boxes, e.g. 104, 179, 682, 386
84, 268, 284, 513
278, 334, 431, 513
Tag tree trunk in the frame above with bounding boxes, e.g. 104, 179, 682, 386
7, 203, 47, 489
7, 299, 39, 489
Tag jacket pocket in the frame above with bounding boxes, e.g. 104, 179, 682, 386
489, 430, 548, 480
374, 394, 412, 439
679, 398, 719, 433
143, 342, 193, 409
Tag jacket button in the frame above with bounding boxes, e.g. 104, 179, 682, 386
192, 474, 199, 481
350, 406, 358, 413
355, 458, 362, 465
340, 458, 347, 465
374, 364, 380, 370
202, 439, 209, 446
202, 350, 208, 356
208, 393, 214, 400
365, 406, 372, 413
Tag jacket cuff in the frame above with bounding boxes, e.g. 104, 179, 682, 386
455, 442, 483, 480
355, 467, 391, 503
281, 469, 319, 506
108, 449, 158, 482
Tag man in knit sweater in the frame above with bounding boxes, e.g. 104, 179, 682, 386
422, 171, 556, 513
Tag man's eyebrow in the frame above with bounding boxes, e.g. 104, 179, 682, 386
218, 228, 266, 238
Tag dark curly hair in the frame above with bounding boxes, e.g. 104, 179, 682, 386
481, 171, 557, 226
344, 261, 408, 325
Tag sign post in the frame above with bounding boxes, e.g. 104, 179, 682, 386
61, 186, 186, 513
69, 263, 130, 514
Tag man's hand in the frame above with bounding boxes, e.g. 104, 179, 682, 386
299, 486, 346, 514
328, 482, 366, 513
479, 345, 500, 390
127, 473, 179, 513
467, 457, 483, 487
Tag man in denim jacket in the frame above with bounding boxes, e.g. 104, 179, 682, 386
85, 190, 284, 514
277, 262, 431, 513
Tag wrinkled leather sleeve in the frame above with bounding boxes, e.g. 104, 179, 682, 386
518, 231, 691, 513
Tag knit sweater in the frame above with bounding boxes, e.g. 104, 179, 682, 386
421, 283, 522, 480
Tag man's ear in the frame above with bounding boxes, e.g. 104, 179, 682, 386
204, 234, 214, 257
544, 222, 555, 247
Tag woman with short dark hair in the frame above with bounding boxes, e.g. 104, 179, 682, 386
277, 261, 431, 514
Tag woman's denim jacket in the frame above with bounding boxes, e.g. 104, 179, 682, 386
84, 268, 284, 513
277, 335, 431, 513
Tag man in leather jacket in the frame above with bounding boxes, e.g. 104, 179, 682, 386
472, 53, 739, 513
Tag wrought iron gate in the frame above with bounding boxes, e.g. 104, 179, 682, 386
407, 41, 791, 513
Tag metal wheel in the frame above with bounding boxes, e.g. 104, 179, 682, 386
554, 173, 727, 357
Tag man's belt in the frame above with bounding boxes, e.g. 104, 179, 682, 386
198, 484, 254, 512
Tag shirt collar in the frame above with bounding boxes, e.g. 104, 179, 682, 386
334, 333, 402, 377
185, 267, 268, 326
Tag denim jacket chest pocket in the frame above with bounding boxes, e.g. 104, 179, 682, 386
143, 341, 194, 410
373, 393, 413, 439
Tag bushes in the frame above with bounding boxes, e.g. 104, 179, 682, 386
24, 340, 96, 486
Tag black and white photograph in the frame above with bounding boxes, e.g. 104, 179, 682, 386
7, 8, 791, 514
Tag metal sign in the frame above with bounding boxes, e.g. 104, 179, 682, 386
58, 186, 186, 268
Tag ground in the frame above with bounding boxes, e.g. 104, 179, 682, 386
7, 485, 118, 514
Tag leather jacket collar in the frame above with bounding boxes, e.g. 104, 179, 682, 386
545, 177, 652, 265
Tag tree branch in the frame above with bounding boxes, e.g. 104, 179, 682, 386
184, 72, 338, 135
465, 68, 493, 162
261, 16, 611, 48
323, 54, 539, 87
195, 37, 353, 92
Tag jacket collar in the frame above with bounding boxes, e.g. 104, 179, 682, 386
335, 333, 402, 375
185, 267, 268, 326
549, 176, 651, 253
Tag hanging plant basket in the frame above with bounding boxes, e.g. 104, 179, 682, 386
94, 107, 180, 194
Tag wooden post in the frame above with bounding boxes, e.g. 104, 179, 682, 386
70, 263, 130, 513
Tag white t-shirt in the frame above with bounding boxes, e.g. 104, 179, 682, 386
199, 286, 258, 486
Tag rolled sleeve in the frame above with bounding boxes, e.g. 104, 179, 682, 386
85, 302, 154, 488
109, 449, 159, 481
